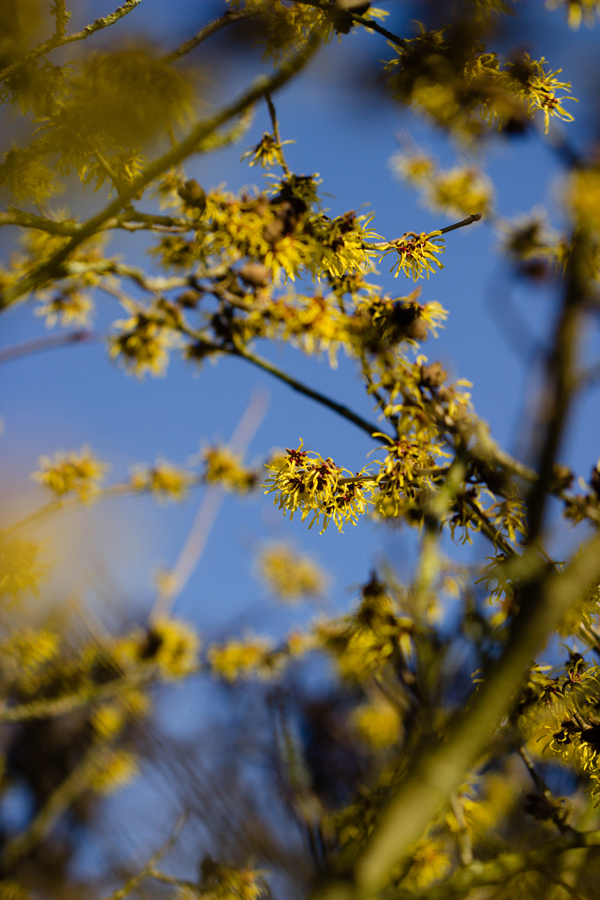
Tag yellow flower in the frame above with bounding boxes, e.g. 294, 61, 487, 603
89, 749, 139, 794
208, 636, 278, 682
109, 314, 181, 378
35, 288, 94, 328
352, 701, 402, 748
379, 232, 445, 281
257, 542, 328, 601
138, 618, 201, 678
201, 446, 258, 492
130, 460, 192, 501
264, 442, 374, 533
33, 446, 107, 501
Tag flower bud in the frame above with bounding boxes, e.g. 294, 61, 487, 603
177, 179, 206, 211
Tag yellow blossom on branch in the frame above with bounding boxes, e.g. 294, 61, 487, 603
34, 287, 94, 328
109, 314, 182, 378
208, 636, 279, 682
257, 541, 328, 601
264, 442, 375, 533
201, 445, 259, 492
378, 232, 445, 280
33, 446, 107, 501
129, 460, 193, 501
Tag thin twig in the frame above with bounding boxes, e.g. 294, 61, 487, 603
230, 344, 386, 441
266, 92, 291, 177
100, 813, 190, 900
440, 213, 482, 235
462, 493, 516, 558
0, 330, 96, 366
161, 9, 256, 64
0, 0, 142, 83
151, 390, 269, 621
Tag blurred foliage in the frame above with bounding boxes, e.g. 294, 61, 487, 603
1, 2, 600, 900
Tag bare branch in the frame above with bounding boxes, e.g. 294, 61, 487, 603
0, 0, 142, 83
161, 9, 257, 65
0, 330, 96, 366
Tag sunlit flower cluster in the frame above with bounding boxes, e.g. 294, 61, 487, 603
378, 232, 445, 280
201, 445, 259, 492
264, 443, 374, 533
109, 314, 182, 378
208, 636, 279, 682
33, 446, 107, 501
256, 541, 328, 601
34, 287, 94, 328
130, 460, 193, 501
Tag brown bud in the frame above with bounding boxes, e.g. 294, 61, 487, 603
239, 262, 271, 287
404, 318, 428, 342
263, 217, 287, 244
550, 463, 573, 492
523, 792, 566, 822
420, 362, 447, 389
176, 289, 202, 309
177, 179, 207, 211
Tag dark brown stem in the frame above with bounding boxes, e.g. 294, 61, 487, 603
265, 93, 291, 177
160, 9, 257, 65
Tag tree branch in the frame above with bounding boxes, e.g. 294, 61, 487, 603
0, 330, 96, 366
160, 9, 257, 65
310, 531, 600, 900
0, 0, 142, 83
0, 32, 321, 312
230, 344, 385, 441
292, 0, 407, 48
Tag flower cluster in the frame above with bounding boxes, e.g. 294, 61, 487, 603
264, 443, 374, 533
386, 30, 575, 138
35, 287, 94, 328
130, 460, 193, 501
33, 446, 107, 501
109, 313, 182, 378
208, 636, 279, 682
201, 446, 260, 492
392, 152, 494, 219
378, 232, 445, 280
256, 541, 328, 601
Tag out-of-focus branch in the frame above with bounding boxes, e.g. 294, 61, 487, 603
151, 390, 269, 621
0, 330, 96, 366
527, 229, 591, 541
100, 813, 189, 900
309, 531, 600, 900
51, 0, 70, 39
0, 0, 142, 83
0, 208, 195, 235
0, 32, 321, 312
